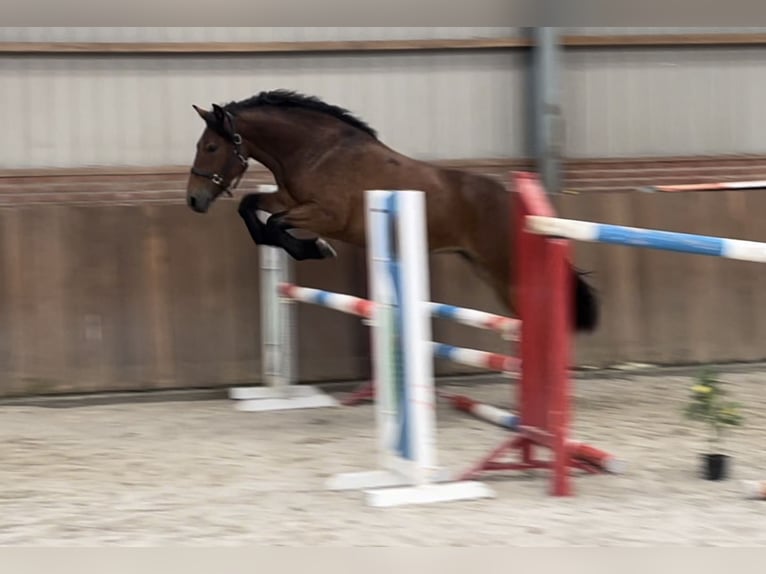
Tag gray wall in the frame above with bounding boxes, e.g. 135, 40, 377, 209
6, 27, 766, 170
4, 28, 766, 397
562, 46, 766, 157
0, 27, 522, 42
0, 28, 527, 168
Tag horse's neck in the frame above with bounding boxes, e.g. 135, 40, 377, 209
239, 110, 343, 183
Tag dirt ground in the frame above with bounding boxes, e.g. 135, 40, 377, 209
1, 370, 765, 546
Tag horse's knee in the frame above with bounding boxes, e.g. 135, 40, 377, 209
238, 193, 260, 215
266, 210, 288, 224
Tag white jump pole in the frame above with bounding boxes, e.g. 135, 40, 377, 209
228, 184, 338, 411
326, 189, 495, 507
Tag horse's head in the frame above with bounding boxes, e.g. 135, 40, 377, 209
186, 104, 249, 213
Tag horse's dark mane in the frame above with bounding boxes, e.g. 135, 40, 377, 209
222, 90, 378, 139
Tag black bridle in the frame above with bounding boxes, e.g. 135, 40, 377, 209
190, 110, 249, 197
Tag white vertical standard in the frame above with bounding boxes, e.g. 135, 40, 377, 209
229, 184, 338, 412
396, 189, 437, 485
327, 189, 494, 507
367, 187, 398, 475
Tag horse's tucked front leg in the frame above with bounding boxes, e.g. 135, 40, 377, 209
237, 193, 283, 247
265, 206, 338, 260
239, 192, 337, 261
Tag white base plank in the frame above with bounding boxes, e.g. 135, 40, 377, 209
365, 481, 495, 508
328, 470, 495, 508
229, 385, 327, 401
229, 385, 338, 412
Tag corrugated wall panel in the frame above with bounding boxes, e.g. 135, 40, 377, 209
12, 27, 766, 42
562, 47, 766, 157
0, 51, 526, 168
0, 27, 522, 42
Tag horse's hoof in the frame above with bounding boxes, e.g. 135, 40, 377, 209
316, 238, 337, 258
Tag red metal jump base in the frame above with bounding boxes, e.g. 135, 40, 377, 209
459, 431, 609, 495
341, 381, 375, 406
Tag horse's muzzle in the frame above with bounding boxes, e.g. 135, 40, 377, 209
187, 192, 211, 214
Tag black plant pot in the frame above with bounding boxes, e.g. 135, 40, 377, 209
702, 453, 729, 480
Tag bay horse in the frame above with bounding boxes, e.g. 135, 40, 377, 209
185, 90, 598, 332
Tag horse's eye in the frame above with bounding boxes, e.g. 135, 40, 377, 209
205, 143, 218, 153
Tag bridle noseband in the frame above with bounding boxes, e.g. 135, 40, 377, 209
190, 110, 249, 197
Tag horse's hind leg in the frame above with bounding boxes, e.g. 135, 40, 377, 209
457, 250, 517, 317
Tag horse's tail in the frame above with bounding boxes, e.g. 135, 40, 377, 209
572, 268, 599, 332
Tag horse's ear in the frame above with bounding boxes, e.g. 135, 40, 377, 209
193, 104, 212, 122
211, 103, 226, 122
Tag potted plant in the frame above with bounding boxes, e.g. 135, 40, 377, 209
683, 370, 744, 480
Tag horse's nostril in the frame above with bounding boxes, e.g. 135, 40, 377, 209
188, 196, 197, 208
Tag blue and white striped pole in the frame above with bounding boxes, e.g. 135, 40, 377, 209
527, 215, 766, 262
428, 302, 520, 339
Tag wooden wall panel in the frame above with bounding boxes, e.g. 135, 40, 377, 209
3, 162, 766, 397
557, 190, 766, 368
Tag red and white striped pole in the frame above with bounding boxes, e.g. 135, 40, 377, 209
444, 393, 626, 474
